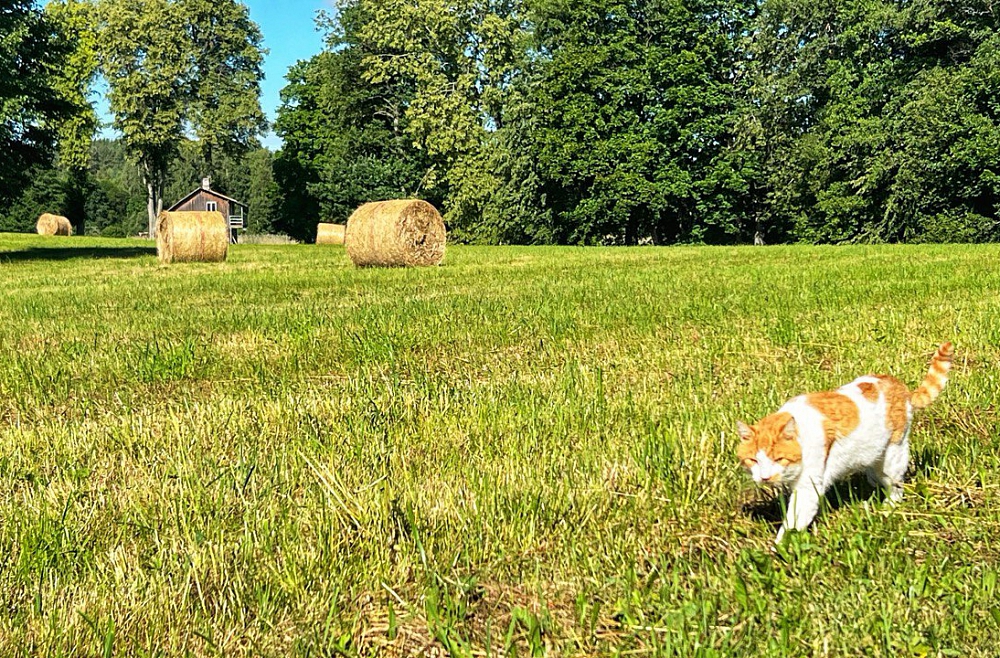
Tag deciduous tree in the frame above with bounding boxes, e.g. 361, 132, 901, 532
0, 0, 76, 204
274, 7, 438, 241
494, 0, 757, 244
748, 0, 1000, 243
96, 0, 266, 236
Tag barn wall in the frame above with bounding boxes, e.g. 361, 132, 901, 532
174, 191, 231, 219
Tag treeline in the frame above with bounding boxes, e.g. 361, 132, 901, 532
0, 0, 269, 238
0, 140, 278, 236
4, 0, 1000, 245
276, 0, 1000, 244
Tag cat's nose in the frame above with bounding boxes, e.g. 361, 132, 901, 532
761, 474, 778, 483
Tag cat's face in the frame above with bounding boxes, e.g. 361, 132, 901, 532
737, 412, 803, 487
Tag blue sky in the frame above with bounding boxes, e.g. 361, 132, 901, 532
245, 0, 329, 149
94, 0, 330, 150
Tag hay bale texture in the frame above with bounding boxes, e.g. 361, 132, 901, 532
316, 222, 346, 245
345, 199, 446, 267
36, 214, 72, 236
156, 211, 229, 264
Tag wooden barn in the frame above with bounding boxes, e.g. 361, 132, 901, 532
167, 178, 247, 243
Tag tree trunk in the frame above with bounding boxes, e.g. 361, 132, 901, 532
147, 183, 156, 237
625, 213, 638, 245
67, 168, 87, 236
143, 163, 165, 238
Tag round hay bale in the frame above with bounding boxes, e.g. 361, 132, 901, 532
345, 199, 446, 267
36, 213, 72, 236
156, 211, 229, 264
316, 222, 346, 245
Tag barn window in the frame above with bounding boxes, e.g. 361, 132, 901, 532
206, 201, 218, 212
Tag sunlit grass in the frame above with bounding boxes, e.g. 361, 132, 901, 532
0, 233, 997, 656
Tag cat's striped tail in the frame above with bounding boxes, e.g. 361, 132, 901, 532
911, 342, 954, 410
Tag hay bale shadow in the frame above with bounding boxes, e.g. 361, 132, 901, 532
0, 246, 156, 262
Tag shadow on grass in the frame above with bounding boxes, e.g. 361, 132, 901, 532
825, 476, 885, 511
0, 246, 156, 262
912, 445, 943, 476
740, 492, 785, 524
741, 473, 887, 525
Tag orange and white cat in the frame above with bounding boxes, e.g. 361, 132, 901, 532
737, 343, 953, 542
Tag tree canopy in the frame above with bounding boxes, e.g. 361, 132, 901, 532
273, 9, 442, 241
749, 0, 1000, 243
96, 0, 266, 235
271, 0, 1000, 245
0, 0, 78, 204
4, 0, 1000, 245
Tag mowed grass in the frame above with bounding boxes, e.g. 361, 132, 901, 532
0, 233, 997, 657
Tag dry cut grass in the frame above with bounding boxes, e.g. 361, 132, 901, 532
0, 233, 997, 656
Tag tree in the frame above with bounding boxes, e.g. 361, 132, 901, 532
183, 0, 267, 166
748, 0, 1000, 243
274, 10, 438, 241
44, 0, 99, 171
241, 149, 280, 234
44, 0, 100, 234
96, 0, 266, 236
346, 0, 526, 227
486, 0, 757, 244
0, 0, 76, 205
96, 0, 189, 236
0, 167, 70, 233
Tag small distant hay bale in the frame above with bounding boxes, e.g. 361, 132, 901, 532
36, 214, 72, 236
345, 199, 446, 267
316, 222, 346, 245
156, 211, 228, 264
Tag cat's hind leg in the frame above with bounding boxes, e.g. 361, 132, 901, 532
880, 436, 910, 503
865, 465, 884, 489
866, 464, 898, 501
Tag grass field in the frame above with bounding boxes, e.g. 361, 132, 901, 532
0, 233, 997, 657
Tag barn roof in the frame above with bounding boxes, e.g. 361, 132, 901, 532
167, 185, 247, 212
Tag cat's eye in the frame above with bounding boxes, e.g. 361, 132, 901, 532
743, 458, 756, 467
778, 458, 790, 467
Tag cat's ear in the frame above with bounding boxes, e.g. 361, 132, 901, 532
736, 421, 754, 442
781, 417, 798, 440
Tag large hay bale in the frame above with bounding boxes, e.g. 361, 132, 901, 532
156, 211, 229, 264
36, 213, 72, 236
316, 222, 346, 245
345, 199, 446, 267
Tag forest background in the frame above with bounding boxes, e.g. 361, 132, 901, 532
4, 0, 999, 245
